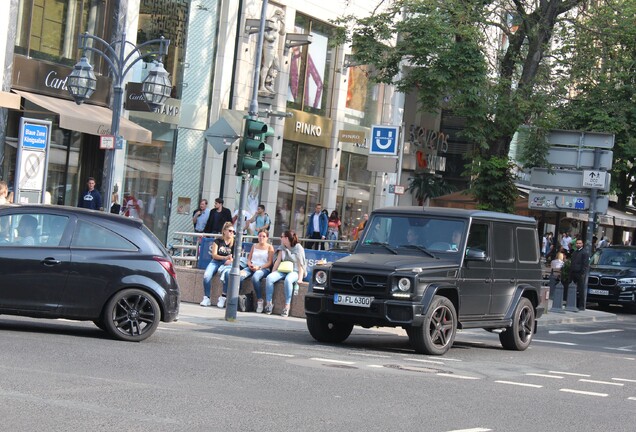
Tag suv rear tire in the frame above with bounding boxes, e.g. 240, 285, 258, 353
499, 297, 535, 351
307, 315, 354, 343
410, 295, 457, 355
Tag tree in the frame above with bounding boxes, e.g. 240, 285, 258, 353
334, 0, 587, 211
551, 0, 636, 210
407, 172, 454, 206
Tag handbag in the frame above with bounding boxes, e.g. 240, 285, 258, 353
278, 260, 294, 273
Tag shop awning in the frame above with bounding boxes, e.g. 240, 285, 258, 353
566, 207, 636, 228
0, 91, 20, 109
13, 90, 151, 143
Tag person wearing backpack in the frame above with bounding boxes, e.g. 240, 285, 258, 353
248, 204, 271, 241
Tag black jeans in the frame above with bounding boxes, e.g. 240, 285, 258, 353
308, 231, 323, 250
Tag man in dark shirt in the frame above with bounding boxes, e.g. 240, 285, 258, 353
77, 177, 103, 210
569, 238, 590, 309
203, 197, 232, 234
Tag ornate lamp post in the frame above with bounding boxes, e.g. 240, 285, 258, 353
66, 32, 171, 210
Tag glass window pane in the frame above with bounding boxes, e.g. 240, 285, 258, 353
348, 154, 371, 183
72, 220, 137, 250
280, 141, 298, 173
296, 145, 325, 178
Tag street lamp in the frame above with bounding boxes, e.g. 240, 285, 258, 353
66, 32, 171, 210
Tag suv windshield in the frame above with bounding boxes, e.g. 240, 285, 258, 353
591, 248, 636, 267
359, 215, 466, 254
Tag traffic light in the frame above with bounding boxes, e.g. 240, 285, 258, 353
236, 117, 274, 177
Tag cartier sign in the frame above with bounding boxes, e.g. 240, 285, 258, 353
12, 55, 110, 105
126, 83, 181, 124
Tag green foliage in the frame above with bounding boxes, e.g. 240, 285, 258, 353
517, 126, 551, 171
552, 0, 636, 209
407, 172, 455, 205
466, 156, 518, 214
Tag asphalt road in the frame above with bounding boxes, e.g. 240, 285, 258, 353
0, 305, 634, 432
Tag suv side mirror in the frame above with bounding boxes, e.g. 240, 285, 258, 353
465, 248, 488, 261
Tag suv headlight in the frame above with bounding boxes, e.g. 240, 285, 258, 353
618, 277, 636, 286
314, 270, 328, 287
392, 276, 413, 297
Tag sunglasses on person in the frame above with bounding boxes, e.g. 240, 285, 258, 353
227, 229, 235, 233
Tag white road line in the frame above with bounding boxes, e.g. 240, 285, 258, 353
613, 378, 636, 383
447, 428, 492, 432
549, 329, 623, 335
560, 389, 608, 397
349, 352, 392, 358
405, 357, 445, 365
367, 365, 384, 368
438, 373, 480, 380
526, 373, 564, 379
430, 356, 462, 362
310, 357, 356, 365
252, 351, 295, 358
579, 379, 624, 387
495, 380, 542, 388
628, 397, 636, 401
549, 371, 591, 377
534, 339, 577, 346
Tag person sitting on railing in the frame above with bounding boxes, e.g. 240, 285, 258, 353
200, 222, 234, 307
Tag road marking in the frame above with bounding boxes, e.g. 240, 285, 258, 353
310, 357, 356, 365
368, 365, 384, 368
430, 356, 462, 362
349, 352, 392, 358
252, 351, 295, 358
628, 397, 636, 401
526, 373, 563, 379
495, 380, 542, 388
447, 428, 492, 432
549, 329, 623, 335
405, 357, 445, 365
534, 339, 577, 346
437, 373, 480, 380
613, 378, 636, 383
549, 371, 591, 377
560, 389, 608, 397
579, 379, 624, 387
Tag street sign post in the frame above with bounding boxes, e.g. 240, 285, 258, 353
546, 147, 613, 170
530, 168, 610, 192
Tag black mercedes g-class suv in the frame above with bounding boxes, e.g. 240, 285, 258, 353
305, 207, 548, 355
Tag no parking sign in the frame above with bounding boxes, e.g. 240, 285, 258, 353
15, 118, 51, 204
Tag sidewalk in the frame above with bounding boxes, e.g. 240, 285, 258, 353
175, 300, 617, 333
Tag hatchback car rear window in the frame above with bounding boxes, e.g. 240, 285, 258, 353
71, 220, 137, 250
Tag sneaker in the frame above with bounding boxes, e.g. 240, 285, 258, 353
264, 302, 273, 315
281, 307, 289, 318
256, 299, 264, 314
216, 295, 226, 308
200, 296, 211, 307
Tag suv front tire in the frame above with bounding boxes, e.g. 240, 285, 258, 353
409, 295, 457, 355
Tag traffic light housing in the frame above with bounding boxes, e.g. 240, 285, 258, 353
236, 117, 274, 177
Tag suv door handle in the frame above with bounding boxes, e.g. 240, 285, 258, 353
42, 257, 61, 266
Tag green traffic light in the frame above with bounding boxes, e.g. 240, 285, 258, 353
237, 117, 274, 176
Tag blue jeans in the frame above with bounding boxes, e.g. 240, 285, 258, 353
203, 259, 225, 297
327, 228, 338, 249
219, 266, 252, 295
265, 271, 298, 305
251, 269, 271, 299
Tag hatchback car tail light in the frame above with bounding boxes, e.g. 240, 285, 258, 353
154, 256, 177, 279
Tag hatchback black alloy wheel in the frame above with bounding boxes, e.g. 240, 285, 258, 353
103, 288, 161, 342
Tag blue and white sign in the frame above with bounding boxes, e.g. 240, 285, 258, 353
21, 123, 48, 150
370, 125, 400, 156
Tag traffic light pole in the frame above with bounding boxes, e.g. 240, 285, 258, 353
225, 0, 269, 320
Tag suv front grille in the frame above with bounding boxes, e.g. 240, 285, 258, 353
588, 276, 599, 285
330, 271, 388, 295
600, 277, 618, 287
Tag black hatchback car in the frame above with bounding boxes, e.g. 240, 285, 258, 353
587, 245, 636, 312
0, 204, 180, 341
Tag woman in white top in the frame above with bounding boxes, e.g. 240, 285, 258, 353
249, 230, 275, 312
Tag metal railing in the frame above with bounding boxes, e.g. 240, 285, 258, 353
167, 231, 355, 267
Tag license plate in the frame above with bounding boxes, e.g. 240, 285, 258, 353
588, 289, 609, 296
334, 294, 373, 308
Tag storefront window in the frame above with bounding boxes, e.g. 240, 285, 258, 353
287, 15, 334, 116
336, 151, 374, 240
274, 142, 326, 238
15, 0, 114, 68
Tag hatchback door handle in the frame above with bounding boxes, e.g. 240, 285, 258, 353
42, 257, 61, 266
